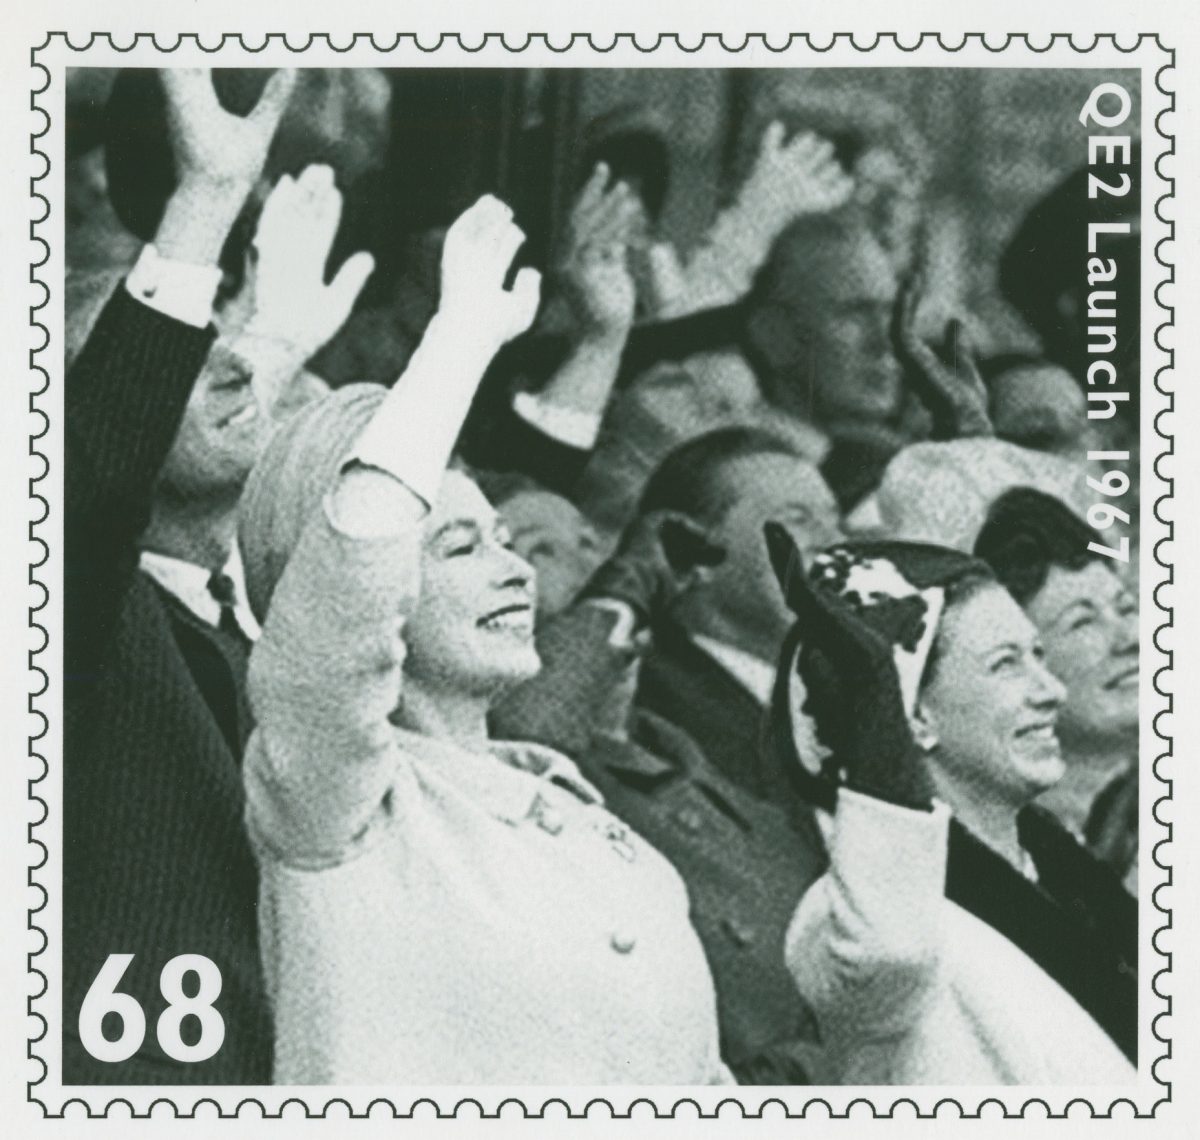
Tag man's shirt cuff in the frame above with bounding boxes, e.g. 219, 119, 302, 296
125, 243, 223, 330
512, 391, 603, 451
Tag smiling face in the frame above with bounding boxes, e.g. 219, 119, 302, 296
1024, 561, 1138, 751
402, 471, 541, 700
919, 582, 1068, 807
499, 489, 607, 619
158, 351, 270, 500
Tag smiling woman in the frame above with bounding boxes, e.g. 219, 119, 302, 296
915, 574, 1069, 847
975, 487, 1140, 888
400, 476, 541, 703
764, 532, 1137, 1085
234, 195, 731, 1086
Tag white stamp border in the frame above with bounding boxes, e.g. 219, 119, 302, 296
24, 30, 1176, 1122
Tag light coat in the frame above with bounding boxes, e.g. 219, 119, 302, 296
786, 789, 1136, 1086
246, 502, 730, 1085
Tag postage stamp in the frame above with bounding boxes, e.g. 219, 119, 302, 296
2, 7, 1191, 1134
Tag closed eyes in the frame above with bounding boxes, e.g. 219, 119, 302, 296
439, 521, 515, 559
987, 642, 1043, 673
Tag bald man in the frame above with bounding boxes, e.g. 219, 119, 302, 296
745, 211, 906, 434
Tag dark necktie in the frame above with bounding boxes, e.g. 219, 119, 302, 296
207, 570, 247, 644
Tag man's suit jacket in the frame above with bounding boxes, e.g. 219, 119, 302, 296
63, 287, 271, 1084
579, 711, 827, 1083
635, 618, 772, 797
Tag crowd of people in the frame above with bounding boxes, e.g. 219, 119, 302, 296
63, 66, 1140, 1087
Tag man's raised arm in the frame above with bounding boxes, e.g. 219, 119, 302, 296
64, 67, 294, 686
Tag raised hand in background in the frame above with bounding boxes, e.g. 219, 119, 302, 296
247, 164, 375, 361
558, 163, 640, 340
200, 164, 375, 419
639, 121, 855, 319
892, 269, 993, 440
740, 122, 857, 230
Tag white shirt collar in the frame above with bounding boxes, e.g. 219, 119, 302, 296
694, 633, 830, 773
139, 546, 261, 641
690, 634, 776, 706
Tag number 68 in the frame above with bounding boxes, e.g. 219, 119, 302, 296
79, 953, 225, 1063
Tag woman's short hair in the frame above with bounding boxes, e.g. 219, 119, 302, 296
919, 569, 999, 690
973, 487, 1099, 607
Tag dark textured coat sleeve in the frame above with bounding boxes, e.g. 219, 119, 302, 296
489, 604, 634, 757
64, 284, 216, 691
458, 304, 745, 496
456, 340, 593, 497
469, 397, 593, 496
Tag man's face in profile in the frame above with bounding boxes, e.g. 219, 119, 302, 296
750, 222, 904, 428
700, 452, 843, 649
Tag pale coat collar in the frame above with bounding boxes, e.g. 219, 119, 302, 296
389, 726, 605, 827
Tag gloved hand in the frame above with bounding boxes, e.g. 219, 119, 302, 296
765, 523, 935, 811
892, 268, 993, 441
580, 510, 725, 628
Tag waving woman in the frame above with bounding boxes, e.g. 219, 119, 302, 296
236, 196, 730, 1086
763, 530, 1137, 1085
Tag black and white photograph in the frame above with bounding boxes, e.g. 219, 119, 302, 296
6, 21, 1183, 1128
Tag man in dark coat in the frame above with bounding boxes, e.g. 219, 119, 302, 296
631, 428, 841, 807
62, 68, 296, 1085
491, 509, 825, 1081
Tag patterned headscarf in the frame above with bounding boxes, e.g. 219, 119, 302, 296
765, 529, 991, 809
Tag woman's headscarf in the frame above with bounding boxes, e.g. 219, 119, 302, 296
238, 383, 386, 624
761, 531, 1138, 1064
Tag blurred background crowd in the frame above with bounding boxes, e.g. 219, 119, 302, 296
62, 65, 1141, 1089
66, 64, 1143, 540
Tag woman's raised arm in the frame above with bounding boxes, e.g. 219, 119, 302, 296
785, 789, 948, 1044
242, 195, 541, 865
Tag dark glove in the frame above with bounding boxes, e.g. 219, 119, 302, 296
765, 523, 934, 811
892, 269, 993, 441
580, 510, 725, 627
